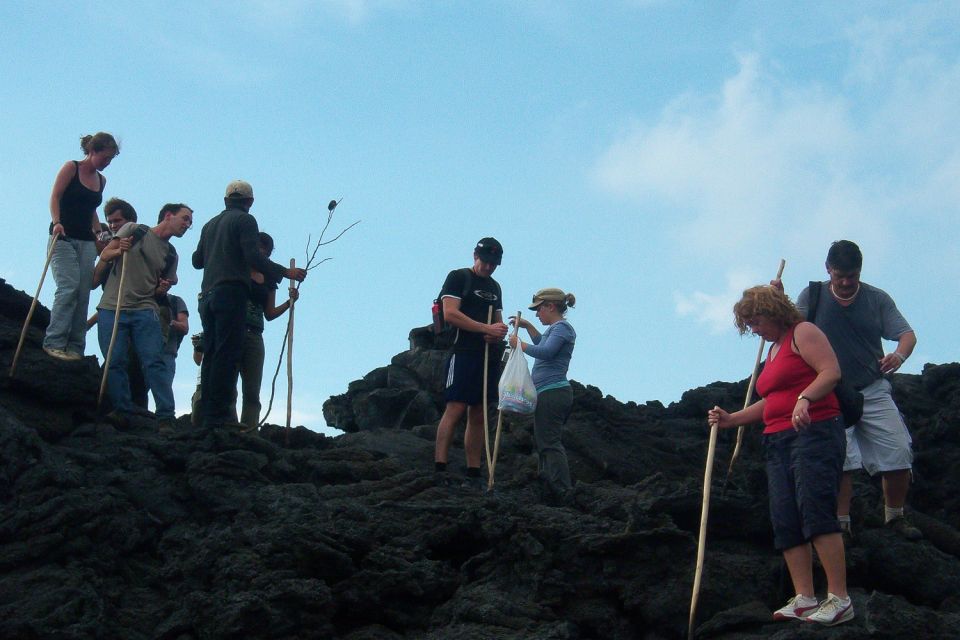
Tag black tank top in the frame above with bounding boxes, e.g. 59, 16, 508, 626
53, 161, 104, 240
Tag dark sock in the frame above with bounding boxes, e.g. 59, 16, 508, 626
466, 467, 481, 478
435, 462, 447, 472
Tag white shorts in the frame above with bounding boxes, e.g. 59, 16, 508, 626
843, 378, 913, 475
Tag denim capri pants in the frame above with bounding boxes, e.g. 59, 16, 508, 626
765, 415, 846, 550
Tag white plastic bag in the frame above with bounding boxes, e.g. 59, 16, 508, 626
498, 345, 537, 414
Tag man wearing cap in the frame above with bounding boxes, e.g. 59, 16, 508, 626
192, 180, 307, 429
434, 237, 509, 490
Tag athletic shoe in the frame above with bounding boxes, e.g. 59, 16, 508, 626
840, 521, 857, 547
433, 470, 454, 487
460, 476, 485, 493
157, 417, 176, 435
772, 594, 819, 621
63, 351, 83, 361
43, 347, 73, 361
806, 593, 854, 626
885, 516, 922, 541
104, 410, 130, 429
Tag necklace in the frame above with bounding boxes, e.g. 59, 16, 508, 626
830, 283, 860, 302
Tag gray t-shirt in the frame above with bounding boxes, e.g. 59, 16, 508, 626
98, 225, 178, 312
162, 293, 189, 355
797, 281, 912, 390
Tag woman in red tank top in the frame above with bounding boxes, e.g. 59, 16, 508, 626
708, 286, 854, 626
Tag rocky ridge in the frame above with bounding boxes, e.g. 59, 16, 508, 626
1, 277, 959, 639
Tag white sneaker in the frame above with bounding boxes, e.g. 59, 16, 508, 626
806, 593, 854, 626
772, 594, 819, 621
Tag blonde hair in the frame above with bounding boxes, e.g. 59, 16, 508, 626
733, 286, 803, 335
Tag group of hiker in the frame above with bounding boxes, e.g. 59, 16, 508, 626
40, 132, 304, 431
708, 239, 919, 627
431, 237, 579, 502
37, 131, 922, 628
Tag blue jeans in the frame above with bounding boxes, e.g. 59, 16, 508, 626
44, 237, 96, 354
97, 308, 175, 417
160, 352, 177, 403
199, 283, 248, 425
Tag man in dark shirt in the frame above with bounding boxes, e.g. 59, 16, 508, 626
433, 237, 508, 489
192, 180, 306, 428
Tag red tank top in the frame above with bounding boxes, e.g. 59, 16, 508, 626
755, 324, 841, 434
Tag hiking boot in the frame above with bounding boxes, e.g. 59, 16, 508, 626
104, 410, 130, 429
63, 351, 83, 361
885, 515, 922, 541
460, 476, 485, 493
806, 593, 854, 626
208, 420, 254, 433
839, 522, 857, 547
772, 594, 819, 621
157, 417, 176, 435
43, 347, 73, 361
434, 470, 454, 487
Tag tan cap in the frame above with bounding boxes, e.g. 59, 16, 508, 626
528, 287, 566, 310
225, 180, 254, 199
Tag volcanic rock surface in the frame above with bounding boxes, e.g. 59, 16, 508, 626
1, 278, 959, 639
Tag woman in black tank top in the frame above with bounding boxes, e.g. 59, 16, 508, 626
42, 132, 119, 360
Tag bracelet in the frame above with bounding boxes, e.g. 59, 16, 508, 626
892, 352, 907, 363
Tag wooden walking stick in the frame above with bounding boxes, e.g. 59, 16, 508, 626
687, 258, 785, 640
98, 252, 128, 410
481, 305, 494, 478
286, 259, 296, 430
725, 259, 786, 481
9, 236, 58, 378
687, 407, 720, 640
488, 310, 520, 491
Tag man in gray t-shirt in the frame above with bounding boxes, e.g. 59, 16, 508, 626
94, 205, 193, 427
785, 240, 920, 541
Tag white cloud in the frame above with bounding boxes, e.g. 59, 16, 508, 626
594, 52, 858, 258
594, 10, 960, 322
675, 267, 763, 334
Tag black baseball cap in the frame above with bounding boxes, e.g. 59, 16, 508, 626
475, 237, 503, 265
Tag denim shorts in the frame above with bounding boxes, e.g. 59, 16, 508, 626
765, 415, 846, 550
444, 350, 500, 406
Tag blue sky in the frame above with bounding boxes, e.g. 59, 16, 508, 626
3, 1, 958, 434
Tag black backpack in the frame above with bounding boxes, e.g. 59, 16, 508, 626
432, 268, 473, 335
806, 281, 864, 427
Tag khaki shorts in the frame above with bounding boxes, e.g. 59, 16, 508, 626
843, 378, 913, 475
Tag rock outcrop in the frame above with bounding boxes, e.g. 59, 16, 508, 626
2, 278, 959, 639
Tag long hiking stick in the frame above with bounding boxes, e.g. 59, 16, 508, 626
725, 259, 786, 481
98, 253, 128, 410
9, 236, 58, 377
481, 305, 494, 478
687, 412, 720, 640
488, 310, 520, 491
286, 259, 296, 430
687, 258, 785, 640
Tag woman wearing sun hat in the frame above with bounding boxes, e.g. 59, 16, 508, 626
509, 287, 577, 502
